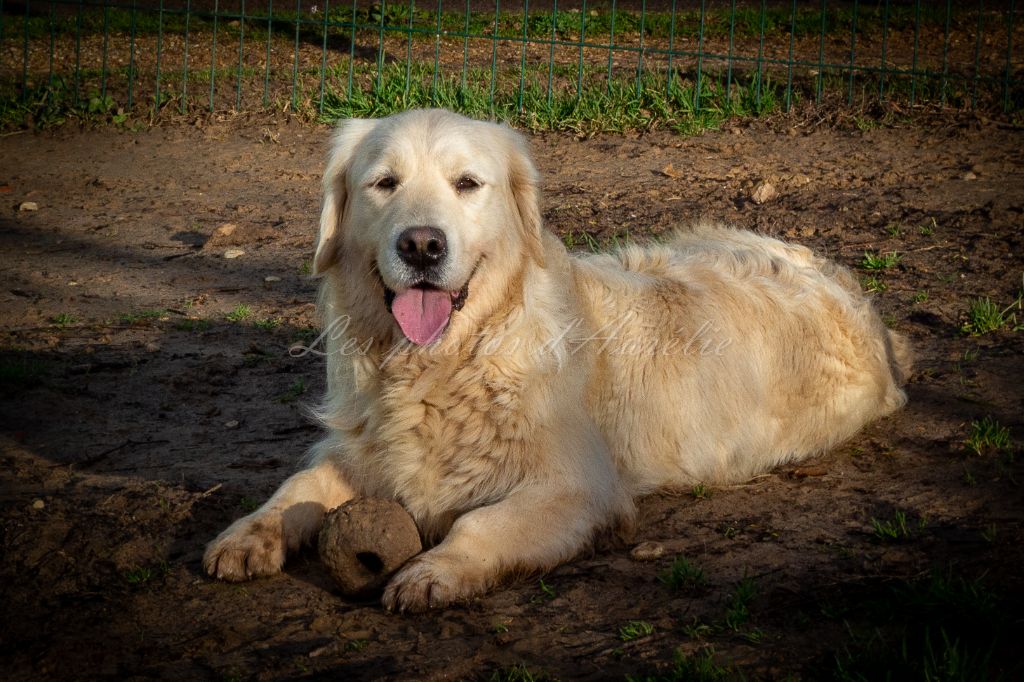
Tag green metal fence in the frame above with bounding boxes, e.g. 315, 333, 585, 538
1, 1, 1021, 128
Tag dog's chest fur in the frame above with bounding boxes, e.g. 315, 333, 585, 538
346, 345, 552, 539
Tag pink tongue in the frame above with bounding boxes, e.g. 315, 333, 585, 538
391, 287, 453, 346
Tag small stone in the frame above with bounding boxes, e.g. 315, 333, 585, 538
319, 498, 422, 597
961, 171, 977, 181
32, 499, 45, 510
144, 342, 160, 352
629, 541, 665, 562
264, 275, 281, 283
751, 181, 778, 205
223, 248, 245, 259
224, 420, 239, 429
19, 201, 38, 212
215, 223, 237, 237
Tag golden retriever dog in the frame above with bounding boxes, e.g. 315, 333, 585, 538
204, 108, 912, 611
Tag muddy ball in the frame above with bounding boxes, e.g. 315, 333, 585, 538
318, 497, 422, 597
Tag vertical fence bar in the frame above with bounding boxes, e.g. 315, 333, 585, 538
755, 0, 766, 110
73, 0, 82, 104
940, 0, 951, 104
263, 0, 273, 106
46, 0, 54, 91
292, 0, 301, 108
910, 0, 921, 105
431, 0, 442, 104
1004, 0, 1016, 112
211, 0, 221, 112
785, 0, 796, 111
127, 0, 138, 109
461, 0, 470, 94
375, 0, 386, 92
47, 0, 55, 94
403, 0, 411, 98
695, 0, 705, 112
634, 0, 646, 96
815, 0, 827, 103
318, 0, 328, 114
576, 0, 587, 99
237, 0, 247, 112
182, 0, 191, 113
489, 0, 500, 111
846, 0, 858, 105
347, 0, 356, 101
156, 0, 165, 113
102, 0, 111, 100
665, 0, 677, 95
726, 0, 736, 99
878, 0, 890, 101
517, 0, 529, 113
971, 0, 984, 109
606, 0, 616, 92
21, 0, 30, 103
545, 0, 556, 104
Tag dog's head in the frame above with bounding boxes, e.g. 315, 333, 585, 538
315, 109, 545, 347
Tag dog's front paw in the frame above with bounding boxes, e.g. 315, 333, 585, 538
203, 513, 286, 582
382, 551, 482, 613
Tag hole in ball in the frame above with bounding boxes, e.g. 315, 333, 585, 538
356, 551, 385, 574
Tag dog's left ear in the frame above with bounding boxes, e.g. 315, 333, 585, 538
314, 118, 378, 276
504, 128, 546, 269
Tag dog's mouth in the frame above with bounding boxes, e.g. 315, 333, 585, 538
380, 272, 472, 347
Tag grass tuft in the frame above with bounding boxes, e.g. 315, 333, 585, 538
620, 620, 655, 642
861, 250, 901, 270
659, 555, 707, 592
225, 304, 253, 322
961, 296, 1021, 336
965, 416, 1012, 456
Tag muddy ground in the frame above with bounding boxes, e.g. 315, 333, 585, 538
1, 111, 1023, 680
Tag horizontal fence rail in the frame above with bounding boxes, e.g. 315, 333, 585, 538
1, 1, 1021, 128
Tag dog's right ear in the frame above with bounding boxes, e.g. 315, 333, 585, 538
313, 118, 377, 276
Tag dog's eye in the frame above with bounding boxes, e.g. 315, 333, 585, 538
374, 175, 398, 191
455, 175, 481, 193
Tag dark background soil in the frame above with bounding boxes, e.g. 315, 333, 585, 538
1, 111, 1022, 680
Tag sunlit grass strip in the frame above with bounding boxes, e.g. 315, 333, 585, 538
319, 61, 780, 136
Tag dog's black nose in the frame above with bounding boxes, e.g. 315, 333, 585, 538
396, 226, 447, 269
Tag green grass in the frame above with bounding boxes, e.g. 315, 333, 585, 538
50, 313, 77, 327
961, 295, 1021, 335
320, 61, 780, 136
870, 509, 924, 542
225, 304, 253, 322
254, 317, 282, 330
965, 416, 1012, 456
919, 218, 937, 236
912, 290, 929, 304
724, 575, 757, 632
620, 620, 655, 642
659, 555, 707, 592
862, 276, 887, 293
861, 250, 902, 271
690, 483, 712, 500
119, 308, 169, 324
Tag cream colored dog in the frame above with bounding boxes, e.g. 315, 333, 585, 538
204, 108, 911, 611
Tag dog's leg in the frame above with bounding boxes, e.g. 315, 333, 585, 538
382, 483, 620, 612
203, 456, 355, 581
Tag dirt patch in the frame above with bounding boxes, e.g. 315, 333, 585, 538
1, 112, 1023, 679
